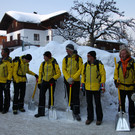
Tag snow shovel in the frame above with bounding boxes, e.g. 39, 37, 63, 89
114, 57, 130, 131
66, 84, 74, 120
48, 83, 57, 120
28, 81, 38, 110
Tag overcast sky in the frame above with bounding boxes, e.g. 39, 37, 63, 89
0, 0, 135, 21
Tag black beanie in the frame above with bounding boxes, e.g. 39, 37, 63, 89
25, 54, 32, 61
88, 51, 96, 59
43, 51, 52, 58
66, 44, 74, 51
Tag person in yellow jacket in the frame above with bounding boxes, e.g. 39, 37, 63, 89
81, 51, 106, 125
114, 48, 135, 128
35, 51, 61, 118
0, 48, 12, 114
62, 44, 83, 121
12, 54, 38, 115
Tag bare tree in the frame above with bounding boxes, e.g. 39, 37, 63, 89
55, 0, 135, 47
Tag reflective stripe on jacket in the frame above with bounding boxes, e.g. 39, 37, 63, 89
13, 57, 36, 83
62, 54, 83, 81
114, 59, 135, 90
0, 57, 13, 83
81, 61, 106, 91
38, 57, 61, 84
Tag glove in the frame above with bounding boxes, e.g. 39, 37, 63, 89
5, 80, 11, 90
100, 83, 105, 93
67, 78, 74, 84
35, 74, 38, 79
131, 93, 135, 102
114, 80, 120, 88
80, 83, 85, 96
49, 78, 55, 84
38, 84, 41, 90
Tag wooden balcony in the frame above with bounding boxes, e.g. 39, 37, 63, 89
3, 40, 22, 48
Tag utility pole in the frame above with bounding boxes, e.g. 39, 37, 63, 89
21, 36, 28, 51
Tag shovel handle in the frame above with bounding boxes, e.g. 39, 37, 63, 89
32, 81, 38, 99
50, 83, 53, 107
68, 84, 72, 107
114, 57, 121, 107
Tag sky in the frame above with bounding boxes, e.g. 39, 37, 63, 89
0, 0, 135, 21
0, 40, 134, 134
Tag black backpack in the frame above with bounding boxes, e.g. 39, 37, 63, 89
117, 58, 134, 78
13, 56, 26, 77
83, 60, 101, 80
64, 54, 80, 69
42, 58, 57, 74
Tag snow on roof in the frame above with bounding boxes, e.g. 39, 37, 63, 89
6, 10, 67, 23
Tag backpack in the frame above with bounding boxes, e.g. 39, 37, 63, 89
63, 55, 80, 83
42, 58, 57, 75
65, 54, 80, 68
13, 56, 21, 66
13, 56, 26, 77
83, 60, 101, 80
117, 58, 134, 78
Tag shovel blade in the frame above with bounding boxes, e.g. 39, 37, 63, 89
66, 107, 74, 121
28, 100, 36, 111
49, 108, 57, 120
115, 112, 130, 131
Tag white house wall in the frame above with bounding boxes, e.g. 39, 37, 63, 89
6, 29, 66, 46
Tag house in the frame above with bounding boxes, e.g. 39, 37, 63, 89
0, 30, 7, 50
0, 10, 69, 50
95, 39, 125, 53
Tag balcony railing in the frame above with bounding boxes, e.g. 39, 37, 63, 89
3, 40, 23, 48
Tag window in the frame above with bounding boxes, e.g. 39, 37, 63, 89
34, 34, 40, 41
10, 36, 13, 41
46, 35, 49, 41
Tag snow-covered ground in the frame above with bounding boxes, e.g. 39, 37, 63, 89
0, 40, 135, 134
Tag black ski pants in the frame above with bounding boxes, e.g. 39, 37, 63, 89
38, 81, 56, 115
0, 83, 10, 112
13, 82, 26, 110
119, 90, 135, 124
86, 90, 103, 121
65, 81, 80, 115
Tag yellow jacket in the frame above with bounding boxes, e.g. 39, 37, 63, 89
114, 59, 135, 90
38, 57, 61, 84
0, 57, 13, 83
81, 60, 106, 91
62, 54, 83, 81
13, 56, 36, 83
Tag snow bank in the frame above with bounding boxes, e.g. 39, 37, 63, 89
0, 40, 128, 120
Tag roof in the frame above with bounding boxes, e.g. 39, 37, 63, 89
95, 39, 126, 45
0, 10, 68, 30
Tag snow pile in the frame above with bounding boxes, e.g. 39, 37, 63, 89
0, 40, 125, 121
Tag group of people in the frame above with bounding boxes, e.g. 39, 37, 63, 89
0, 48, 38, 115
0, 44, 135, 128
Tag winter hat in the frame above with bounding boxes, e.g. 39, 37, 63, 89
88, 51, 96, 59
43, 51, 52, 58
25, 54, 32, 61
66, 44, 74, 51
